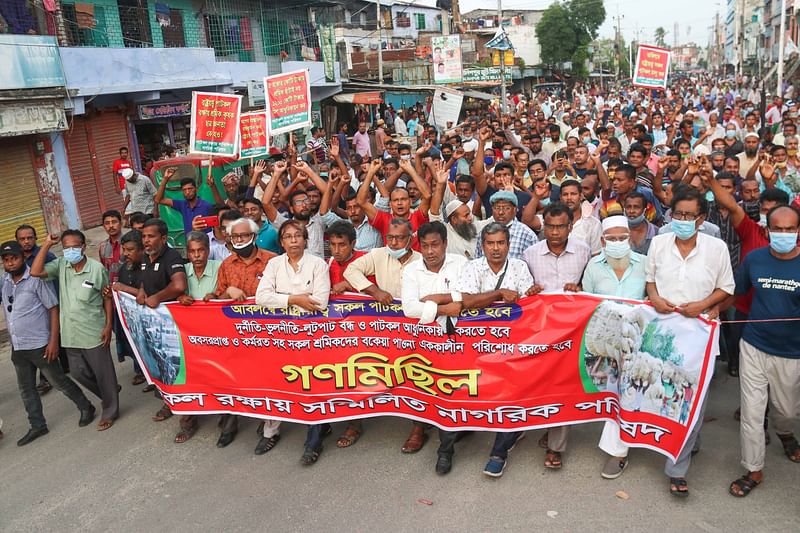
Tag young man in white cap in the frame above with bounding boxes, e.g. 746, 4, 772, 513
581, 216, 648, 479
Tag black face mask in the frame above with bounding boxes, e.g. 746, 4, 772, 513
584, 193, 596, 203
233, 240, 255, 257
442, 153, 452, 161
742, 201, 760, 222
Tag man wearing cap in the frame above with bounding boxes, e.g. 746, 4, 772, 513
1, 241, 96, 446
375, 119, 388, 155
475, 189, 537, 260
121, 167, 157, 222
738, 133, 761, 178
581, 216, 647, 479
429, 165, 480, 259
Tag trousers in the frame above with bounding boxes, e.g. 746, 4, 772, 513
65, 345, 119, 421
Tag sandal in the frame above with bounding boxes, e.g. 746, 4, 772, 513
401, 426, 428, 453
729, 473, 762, 497
301, 447, 322, 466
97, 419, 114, 431
152, 405, 173, 422
174, 426, 197, 444
778, 433, 800, 462
544, 449, 562, 469
337, 425, 362, 448
131, 374, 146, 386
669, 477, 689, 497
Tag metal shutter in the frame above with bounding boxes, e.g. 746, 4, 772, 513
89, 110, 127, 214
0, 138, 48, 242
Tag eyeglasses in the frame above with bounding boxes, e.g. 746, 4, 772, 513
292, 198, 310, 206
281, 233, 305, 242
386, 234, 411, 242
604, 234, 630, 242
672, 211, 699, 221
230, 232, 254, 242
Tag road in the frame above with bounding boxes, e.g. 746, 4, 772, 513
0, 340, 798, 532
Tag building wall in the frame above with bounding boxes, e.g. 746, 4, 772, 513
505, 22, 542, 66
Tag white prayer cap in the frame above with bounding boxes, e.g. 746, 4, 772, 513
462, 139, 478, 152
121, 168, 134, 179
744, 132, 760, 140
693, 144, 711, 156
602, 215, 629, 232
444, 199, 466, 219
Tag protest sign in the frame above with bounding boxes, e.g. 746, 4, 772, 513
264, 69, 312, 135
238, 112, 269, 158
431, 35, 463, 84
430, 88, 464, 130
115, 292, 717, 461
633, 44, 672, 89
189, 92, 242, 156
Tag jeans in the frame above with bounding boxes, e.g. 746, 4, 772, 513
12, 346, 92, 430
489, 431, 524, 460
304, 423, 331, 451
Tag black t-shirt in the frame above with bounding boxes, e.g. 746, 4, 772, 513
118, 262, 142, 289
141, 246, 185, 297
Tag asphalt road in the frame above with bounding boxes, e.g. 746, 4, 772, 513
0, 341, 798, 532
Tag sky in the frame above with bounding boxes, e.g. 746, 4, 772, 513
458, 0, 721, 48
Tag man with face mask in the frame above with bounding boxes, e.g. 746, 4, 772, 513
541, 124, 566, 161
121, 167, 156, 221
31, 230, 119, 432
1, 241, 96, 446
581, 216, 647, 479
646, 188, 735, 498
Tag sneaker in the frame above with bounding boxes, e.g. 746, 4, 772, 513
483, 456, 507, 478
601, 456, 628, 479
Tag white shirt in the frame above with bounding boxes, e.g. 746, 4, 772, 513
571, 215, 603, 255
394, 117, 408, 136
401, 254, 467, 326
455, 257, 533, 296
254, 253, 330, 313
428, 211, 478, 259
644, 232, 735, 307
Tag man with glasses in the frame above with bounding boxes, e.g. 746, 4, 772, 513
476, 191, 538, 260
581, 216, 647, 479
209, 217, 277, 449
522, 202, 592, 470
645, 188, 734, 497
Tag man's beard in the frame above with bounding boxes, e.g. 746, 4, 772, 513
293, 211, 311, 221
452, 222, 477, 241
745, 147, 758, 157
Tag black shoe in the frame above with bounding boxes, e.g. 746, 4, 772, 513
17, 427, 49, 446
728, 366, 739, 377
78, 405, 96, 427
217, 431, 237, 448
436, 454, 453, 475
36, 381, 52, 396
254, 434, 281, 455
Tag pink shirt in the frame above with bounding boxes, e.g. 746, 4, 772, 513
352, 131, 372, 158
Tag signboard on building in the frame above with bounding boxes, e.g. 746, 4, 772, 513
189, 91, 242, 156
633, 44, 671, 89
462, 67, 512, 85
238, 112, 269, 158
247, 79, 265, 108
0, 101, 67, 137
431, 35, 463, 84
320, 25, 336, 83
0, 35, 65, 90
137, 102, 191, 120
264, 69, 312, 135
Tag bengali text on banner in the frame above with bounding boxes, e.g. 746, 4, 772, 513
114, 292, 718, 461
633, 44, 672, 90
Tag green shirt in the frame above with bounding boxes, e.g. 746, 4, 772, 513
44, 257, 109, 349
185, 259, 221, 299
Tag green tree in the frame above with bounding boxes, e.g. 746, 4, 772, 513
535, 0, 606, 78
654, 27, 668, 48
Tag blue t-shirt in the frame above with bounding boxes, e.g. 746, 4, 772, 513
735, 247, 800, 358
256, 222, 280, 254
171, 198, 214, 234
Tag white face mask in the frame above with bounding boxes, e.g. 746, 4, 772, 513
604, 238, 631, 259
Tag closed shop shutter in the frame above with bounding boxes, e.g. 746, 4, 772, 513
0, 138, 48, 242
65, 110, 128, 228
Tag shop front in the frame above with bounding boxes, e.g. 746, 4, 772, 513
133, 101, 192, 164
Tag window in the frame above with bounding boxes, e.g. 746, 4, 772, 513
161, 10, 185, 48
415, 13, 425, 30
396, 14, 410, 28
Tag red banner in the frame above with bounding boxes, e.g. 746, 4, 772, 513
633, 44, 672, 89
238, 112, 269, 158
189, 91, 242, 156
115, 292, 717, 461
264, 69, 311, 135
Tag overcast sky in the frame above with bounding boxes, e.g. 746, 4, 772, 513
458, 0, 721, 47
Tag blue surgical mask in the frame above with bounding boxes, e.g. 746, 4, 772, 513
671, 219, 698, 240
319, 172, 329, 178
627, 214, 646, 227
582, 136, 591, 145
63, 247, 84, 265
540, 197, 551, 207
386, 246, 408, 260
604, 238, 631, 259
725, 130, 736, 139
502, 150, 512, 160
769, 231, 798, 254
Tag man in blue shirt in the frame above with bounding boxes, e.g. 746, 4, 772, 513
154, 167, 214, 234
729, 205, 800, 497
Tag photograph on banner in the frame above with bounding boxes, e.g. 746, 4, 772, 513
633, 44, 671, 89
189, 91, 242, 156
430, 88, 464, 130
579, 300, 710, 425
431, 35, 463, 84
114, 292, 717, 461
238, 112, 270, 158
264, 69, 312, 135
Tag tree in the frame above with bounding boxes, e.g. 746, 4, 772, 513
654, 27, 668, 48
535, 0, 606, 78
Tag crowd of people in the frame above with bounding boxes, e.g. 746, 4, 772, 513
1, 75, 798, 499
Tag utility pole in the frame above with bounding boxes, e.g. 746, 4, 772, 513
778, 0, 787, 97
498, 0, 506, 114
377, 0, 384, 83
613, 5, 623, 80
